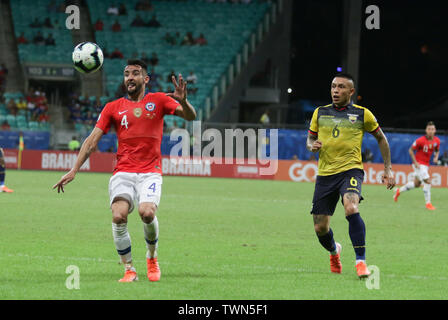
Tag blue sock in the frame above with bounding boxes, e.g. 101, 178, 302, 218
316, 228, 336, 253
346, 213, 366, 260
0, 165, 5, 186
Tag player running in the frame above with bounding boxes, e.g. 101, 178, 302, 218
0, 147, 14, 193
307, 73, 395, 279
53, 60, 196, 282
393, 121, 440, 210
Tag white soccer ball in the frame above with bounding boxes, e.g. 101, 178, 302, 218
72, 42, 104, 74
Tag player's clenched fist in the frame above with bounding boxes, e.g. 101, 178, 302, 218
311, 140, 322, 153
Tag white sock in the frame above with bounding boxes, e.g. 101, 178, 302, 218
143, 216, 159, 259
399, 181, 415, 193
112, 223, 132, 264
423, 183, 431, 204
356, 259, 366, 265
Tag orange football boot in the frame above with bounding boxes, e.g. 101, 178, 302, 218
393, 188, 400, 202
1, 186, 14, 193
355, 261, 370, 279
118, 269, 138, 282
425, 203, 436, 210
330, 242, 342, 274
147, 257, 161, 282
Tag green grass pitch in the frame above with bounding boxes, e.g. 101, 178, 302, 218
0, 170, 447, 299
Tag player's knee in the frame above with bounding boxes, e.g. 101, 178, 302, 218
344, 203, 358, 215
314, 223, 329, 235
139, 203, 157, 223
112, 211, 128, 224
111, 200, 129, 224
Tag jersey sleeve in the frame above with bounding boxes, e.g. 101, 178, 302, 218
411, 138, 421, 150
364, 108, 380, 133
160, 94, 181, 116
95, 103, 113, 134
308, 107, 319, 135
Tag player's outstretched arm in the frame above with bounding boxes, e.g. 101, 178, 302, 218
53, 127, 104, 193
167, 74, 196, 121
371, 128, 395, 189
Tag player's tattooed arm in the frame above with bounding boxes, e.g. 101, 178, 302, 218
306, 132, 322, 153
371, 128, 395, 189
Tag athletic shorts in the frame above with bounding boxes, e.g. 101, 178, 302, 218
310, 168, 364, 216
412, 164, 430, 181
108, 172, 163, 213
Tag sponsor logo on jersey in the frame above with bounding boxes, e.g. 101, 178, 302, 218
133, 107, 142, 118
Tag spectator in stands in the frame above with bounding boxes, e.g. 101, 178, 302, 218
148, 68, 160, 92
362, 148, 374, 163
43, 17, 54, 28
17, 32, 28, 45
174, 32, 182, 45
149, 52, 159, 66
33, 31, 45, 45
1, 121, 10, 131
186, 71, 198, 95
53, 19, 61, 30
163, 32, 176, 45
147, 14, 161, 28
107, 3, 119, 15
131, 14, 145, 27
29, 18, 42, 28
16, 97, 27, 111
181, 32, 195, 46
441, 151, 448, 166
118, 3, 127, 15
7, 99, 18, 116
166, 70, 176, 83
195, 33, 208, 46
45, 33, 56, 46
94, 19, 104, 31
260, 109, 270, 125
111, 20, 122, 32
68, 136, 81, 151
135, 0, 153, 11
186, 71, 197, 85
110, 48, 124, 59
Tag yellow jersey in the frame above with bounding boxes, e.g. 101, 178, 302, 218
309, 103, 380, 176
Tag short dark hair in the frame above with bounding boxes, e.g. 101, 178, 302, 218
426, 121, 436, 127
126, 59, 148, 74
334, 72, 355, 83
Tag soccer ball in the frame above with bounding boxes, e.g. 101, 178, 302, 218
72, 42, 104, 74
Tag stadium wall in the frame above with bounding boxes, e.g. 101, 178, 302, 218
3, 150, 448, 188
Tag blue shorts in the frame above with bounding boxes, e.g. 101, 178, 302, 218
310, 168, 364, 216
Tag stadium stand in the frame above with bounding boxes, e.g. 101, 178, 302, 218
86, 0, 272, 125
11, 0, 73, 64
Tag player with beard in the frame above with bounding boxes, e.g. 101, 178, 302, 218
53, 60, 196, 282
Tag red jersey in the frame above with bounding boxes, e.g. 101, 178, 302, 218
411, 135, 440, 166
96, 92, 180, 174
